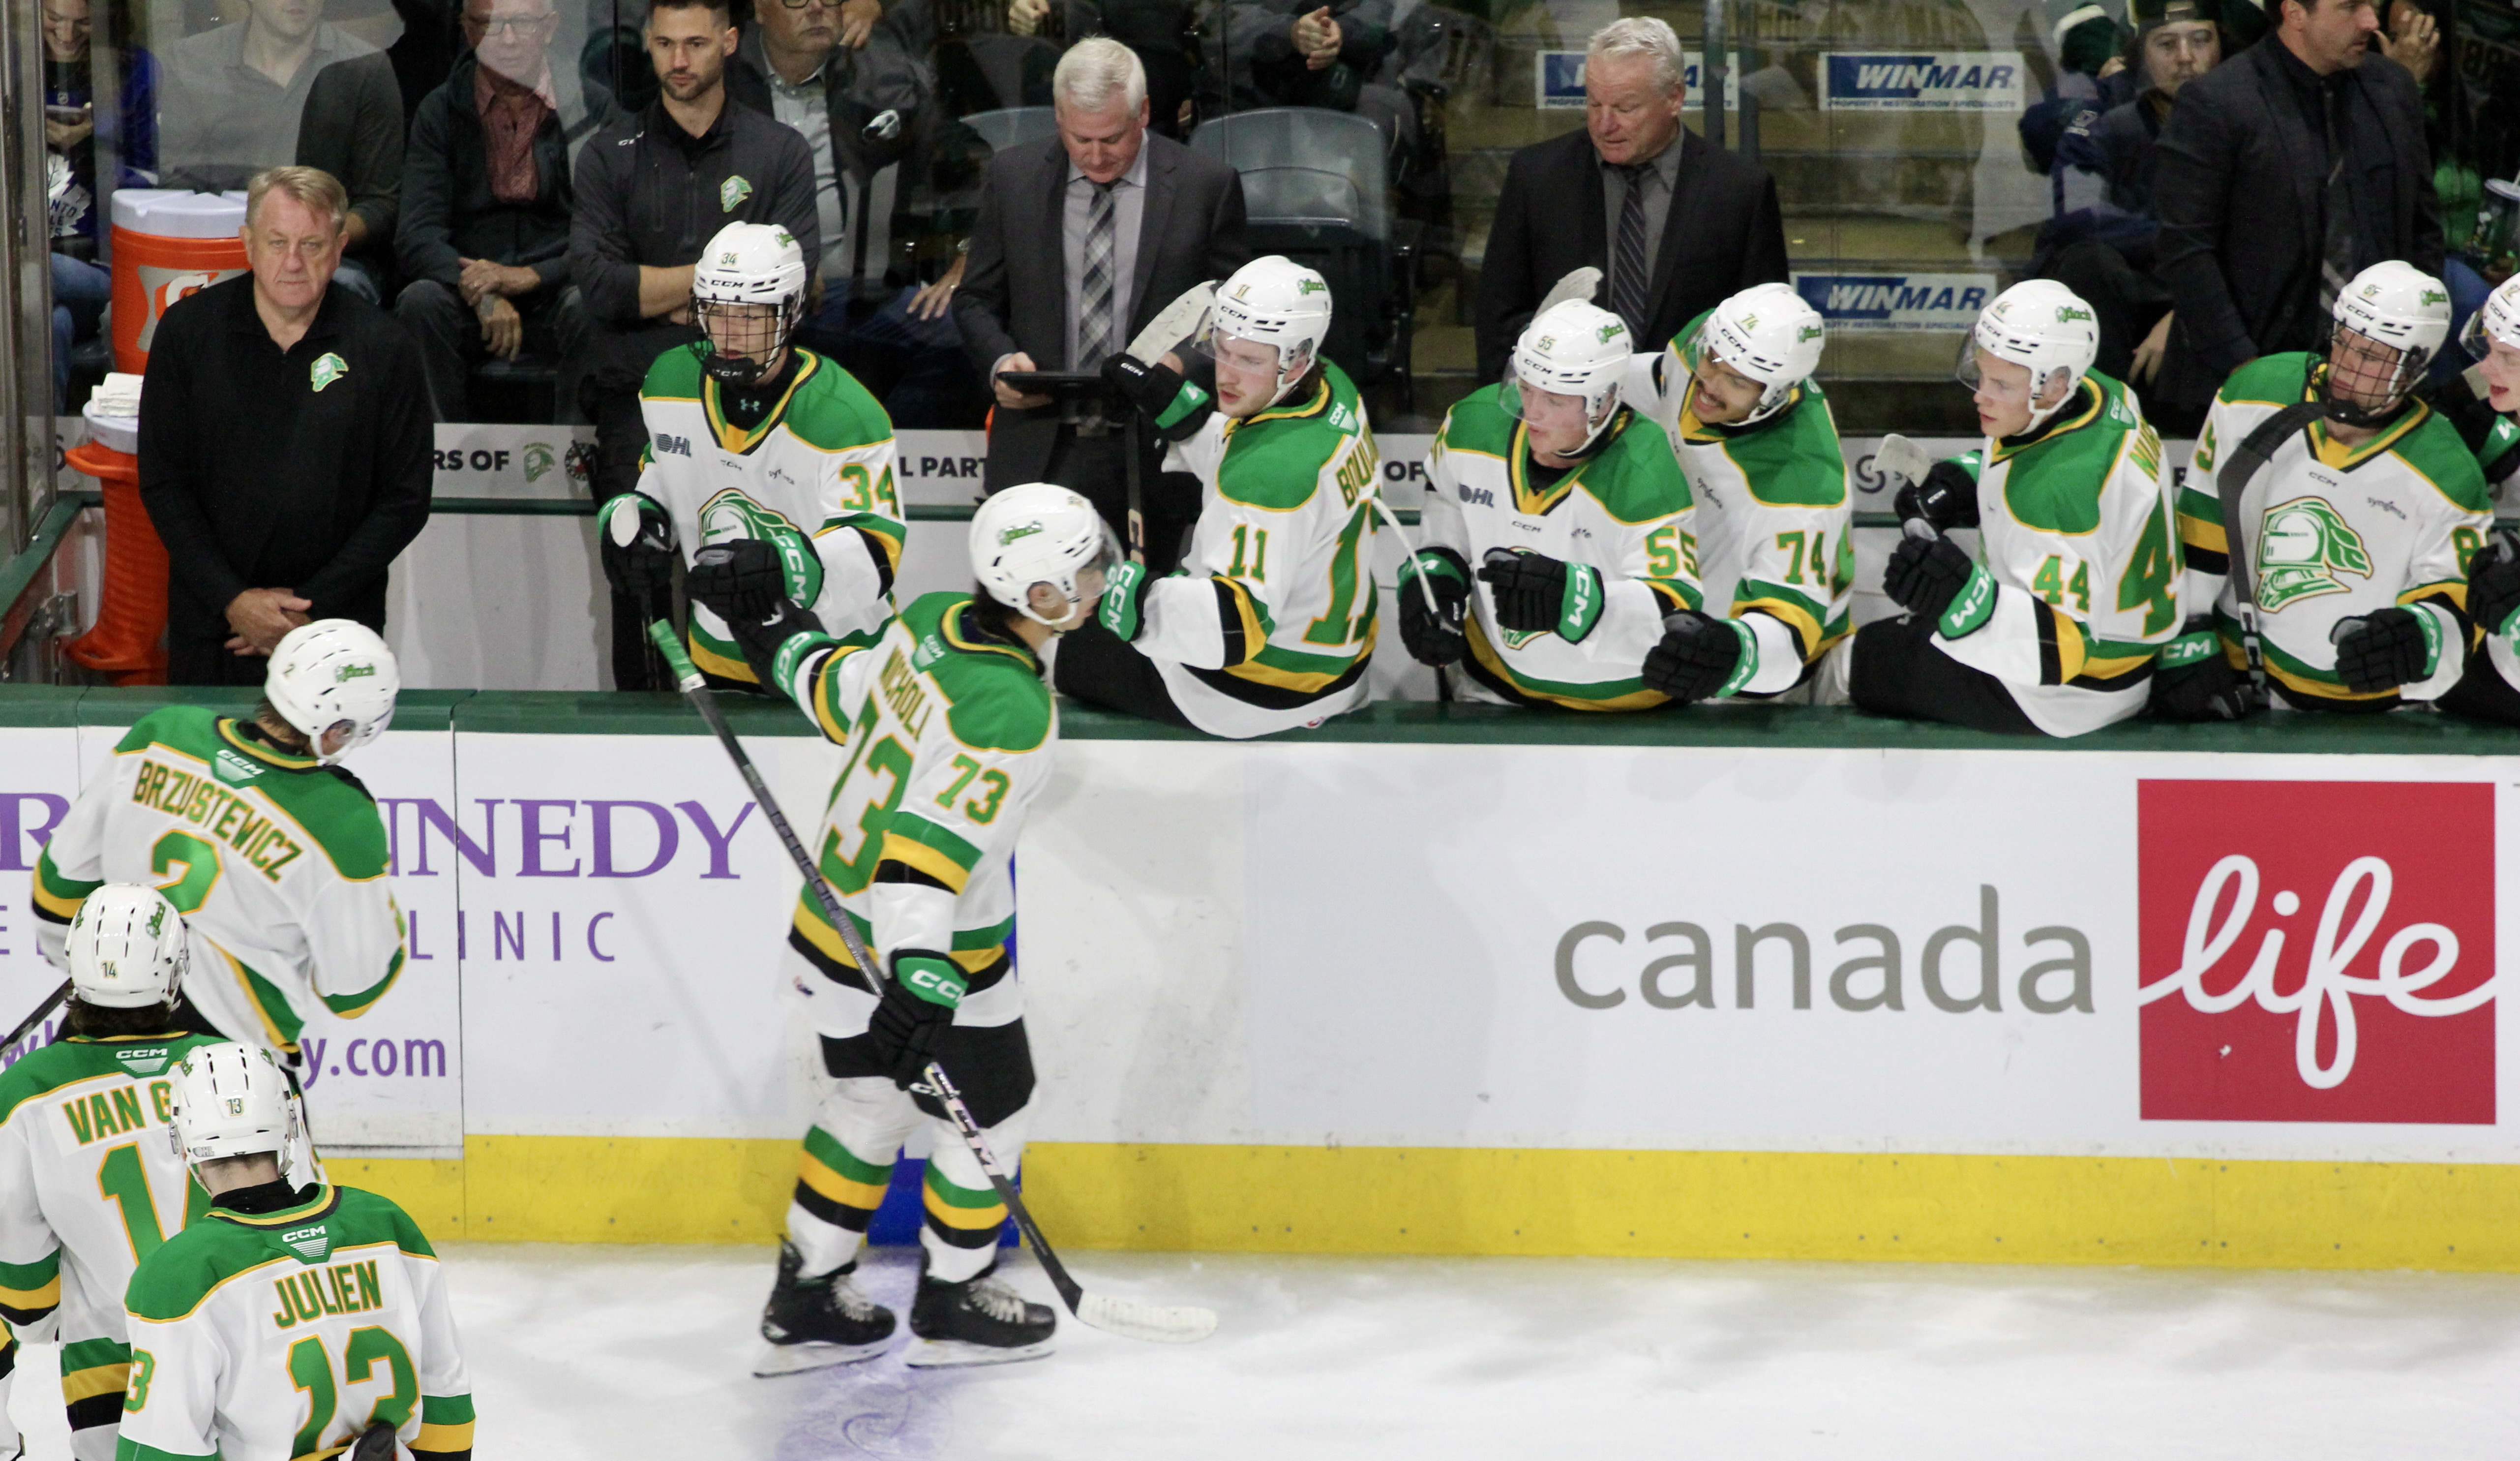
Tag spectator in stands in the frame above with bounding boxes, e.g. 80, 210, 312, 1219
954, 37, 1248, 570
569, 0, 815, 685
2019, 3, 2135, 178
1474, 16, 1789, 383
2377, 0, 2488, 369
395, 0, 610, 420
2152, 0, 2441, 431
1201, 0, 1415, 157
1010, 0, 1200, 137
43, 0, 155, 409
137, 167, 432, 687
2037, 0, 2224, 394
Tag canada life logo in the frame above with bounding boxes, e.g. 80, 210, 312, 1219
2137, 781, 2495, 1124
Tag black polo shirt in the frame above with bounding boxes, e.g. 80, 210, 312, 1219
137, 273, 433, 639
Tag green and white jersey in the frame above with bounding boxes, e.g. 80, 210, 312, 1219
637, 346, 907, 686
2179, 353, 2490, 709
769, 593, 1056, 1029
0, 1035, 222, 1431
1142, 363, 1380, 737
120, 1185, 473, 1461
1931, 370, 2183, 736
1419, 385, 1702, 710
33, 710, 404, 1056
1625, 324, 1855, 696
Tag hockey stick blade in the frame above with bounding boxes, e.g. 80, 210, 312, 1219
1537, 267, 1603, 317
1876, 432, 1933, 495
1076, 1292, 1219, 1344
1125, 281, 1217, 365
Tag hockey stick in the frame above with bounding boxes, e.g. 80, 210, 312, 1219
2215, 401, 2329, 702
2, 979, 69, 1055
1117, 283, 1222, 570
646, 622, 1218, 1345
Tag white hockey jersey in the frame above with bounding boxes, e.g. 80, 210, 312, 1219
2179, 353, 2491, 708
637, 345, 906, 685
1420, 386, 1701, 709
1131, 362, 1381, 737
771, 592, 1057, 1032
1626, 331, 1855, 696
120, 1184, 474, 1461
34, 710, 405, 1057
1926, 370, 2184, 736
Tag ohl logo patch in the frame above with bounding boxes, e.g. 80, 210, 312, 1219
2137, 780, 2496, 1124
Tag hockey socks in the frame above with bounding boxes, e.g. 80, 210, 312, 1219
790, 1126, 888, 1278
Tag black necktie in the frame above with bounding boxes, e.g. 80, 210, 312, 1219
1612, 163, 1653, 336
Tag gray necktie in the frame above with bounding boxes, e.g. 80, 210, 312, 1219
1612, 164, 1654, 336
2317, 87, 2356, 321
1079, 180, 1119, 369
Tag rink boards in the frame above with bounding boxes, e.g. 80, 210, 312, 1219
5, 691, 2520, 1270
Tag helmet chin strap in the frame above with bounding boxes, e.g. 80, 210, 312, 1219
2015, 374, 2084, 436
2319, 359, 2416, 429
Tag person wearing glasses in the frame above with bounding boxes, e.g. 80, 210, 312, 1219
393, 0, 615, 420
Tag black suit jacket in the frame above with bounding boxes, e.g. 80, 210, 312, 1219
1474, 126, 1790, 383
2151, 41, 2441, 412
954, 131, 1250, 489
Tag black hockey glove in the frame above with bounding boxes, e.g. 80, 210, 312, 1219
1643, 611, 1753, 703
1101, 353, 1212, 437
1892, 459, 1981, 532
867, 950, 966, 1087
1395, 549, 1470, 666
1479, 548, 1605, 642
597, 491, 676, 596
685, 538, 789, 625
2148, 618, 2256, 721
2469, 531, 2520, 642
2330, 607, 2437, 693
1882, 527, 1988, 631
348, 1421, 398, 1461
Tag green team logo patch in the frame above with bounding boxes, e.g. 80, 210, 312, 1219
1297, 278, 1328, 296
720, 175, 753, 212
308, 353, 349, 393
2255, 496, 2374, 610
523, 442, 557, 483
336, 663, 376, 683
278, 1223, 332, 1264
1797, 323, 1824, 343
998, 522, 1044, 545
213, 748, 264, 786
697, 491, 823, 608
2056, 305, 2094, 323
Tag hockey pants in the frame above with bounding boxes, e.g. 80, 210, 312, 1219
1834, 614, 2045, 735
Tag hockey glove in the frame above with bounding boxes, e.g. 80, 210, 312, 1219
598, 492, 676, 596
2468, 531, 2520, 643
1098, 560, 1155, 641
1882, 526, 1993, 637
685, 538, 789, 625
1892, 459, 1982, 532
1479, 548, 1604, 642
2330, 607, 2438, 693
1642, 611, 1757, 703
348, 1421, 398, 1461
868, 950, 966, 1086
2148, 619, 2256, 721
1395, 548, 1471, 666
1101, 353, 1212, 437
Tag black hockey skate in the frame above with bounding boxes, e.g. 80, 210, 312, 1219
754, 1239, 897, 1376
904, 1258, 1057, 1368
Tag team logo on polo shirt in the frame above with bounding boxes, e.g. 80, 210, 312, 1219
309, 353, 349, 393
720, 175, 753, 212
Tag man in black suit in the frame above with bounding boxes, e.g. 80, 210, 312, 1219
2150, 0, 2440, 429
1474, 16, 1789, 384
954, 35, 1249, 572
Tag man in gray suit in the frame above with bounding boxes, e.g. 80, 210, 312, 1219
954, 36, 1249, 573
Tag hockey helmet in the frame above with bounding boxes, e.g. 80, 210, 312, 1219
67, 884, 188, 1009
2326, 260, 2449, 426
167, 1041, 300, 1165
1957, 280, 2100, 433
971, 483, 1121, 629
1685, 282, 1826, 426
692, 221, 810, 389
1205, 256, 1334, 409
2460, 272, 2520, 360
266, 619, 398, 765
1505, 301, 1634, 457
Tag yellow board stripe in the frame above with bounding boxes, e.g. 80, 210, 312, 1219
922, 1185, 1008, 1230
799, 1151, 890, 1211
415, 1420, 477, 1454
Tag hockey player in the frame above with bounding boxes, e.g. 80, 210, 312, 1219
2430, 274, 2520, 725
1824, 279, 2183, 735
1078, 255, 1380, 735
689, 484, 1114, 1372
1393, 299, 1703, 709
599, 220, 906, 690
0, 887, 225, 1461
2158, 261, 2490, 717
118, 1042, 474, 1461
1623, 282, 1854, 701
32, 621, 407, 1061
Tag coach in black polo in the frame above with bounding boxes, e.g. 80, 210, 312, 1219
139, 166, 433, 687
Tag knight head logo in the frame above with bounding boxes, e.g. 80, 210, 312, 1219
522, 442, 556, 484
308, 353, 349, 394
697, 492, 823, 606
2255, 496, 2373, 610
720, 175, 753, 213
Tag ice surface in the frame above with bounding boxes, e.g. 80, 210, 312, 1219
14, 1245, 2520, 1458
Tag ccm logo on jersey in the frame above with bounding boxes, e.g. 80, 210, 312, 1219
2135, 780, 2496, 1124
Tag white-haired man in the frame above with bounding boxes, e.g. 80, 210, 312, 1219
955, 35, 1250, 573
1475, 15, 1789, 384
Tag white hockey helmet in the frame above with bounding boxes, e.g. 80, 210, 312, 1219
2323, 261, 2449, 426
692, 221, 810, 388
2460, 273, 2520, 360
1505, 300, 1634, 456
166, 1041, 299, 1164
970, 483, 1121, 629
1957, 279, 2100, 431
1207, 255, 1334, 407
67, 884, 188, 1009
266, 619, 398, 765
1688, 282, 1827, 426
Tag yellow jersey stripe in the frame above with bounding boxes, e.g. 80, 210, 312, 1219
687, 633, 759, 684
879, 834, 971, 894
59, 1361, 129, 1404
0, 1277, 60, 1310
415, 1420, 477, 1454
